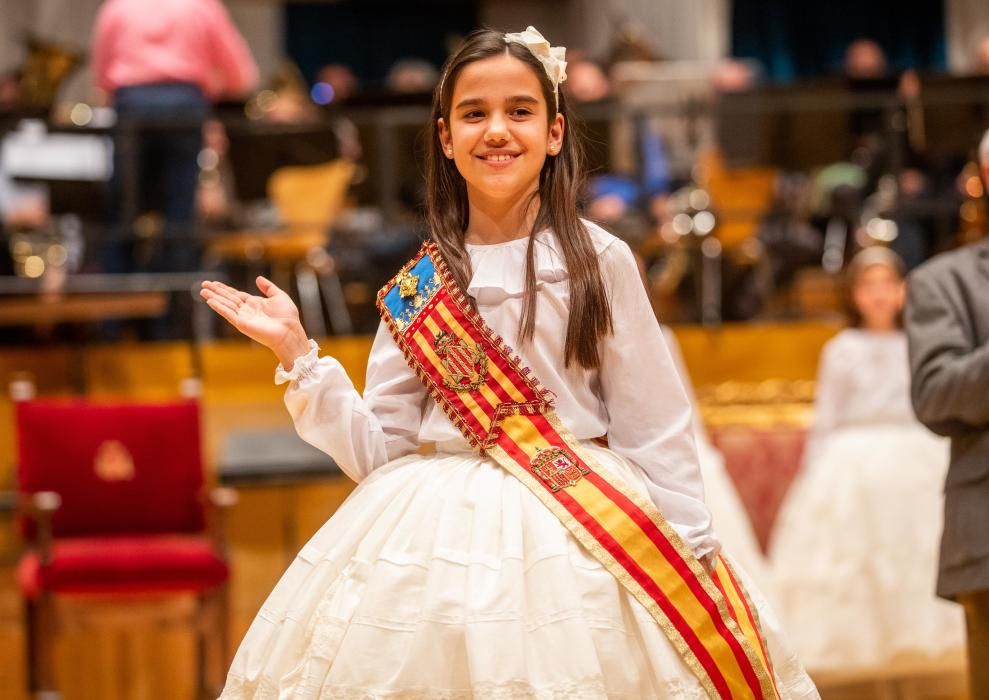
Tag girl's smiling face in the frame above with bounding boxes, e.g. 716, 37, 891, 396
438, 53, 564, 203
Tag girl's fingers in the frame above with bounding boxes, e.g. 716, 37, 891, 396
201, 280, 231, 298
256, 276, 281, 298
203, 280, 247, 306
212, 294, 240, 315
202, 280, 232, 293
205, 297, 240, 325
200, 288, 239, 309
202, 289, 239, 314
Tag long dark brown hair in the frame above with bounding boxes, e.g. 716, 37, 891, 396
425, 28, 612, 369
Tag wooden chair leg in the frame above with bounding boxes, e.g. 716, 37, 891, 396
198, 585, 230, 699
196, 590, 210, 700
25, 598, 38, 693
196, 609, 209, 700
216, 583, 231, 695
29, 593, 60, 699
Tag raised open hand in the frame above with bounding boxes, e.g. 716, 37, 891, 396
200, 277, 310, 366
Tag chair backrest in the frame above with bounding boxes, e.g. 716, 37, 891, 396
268, 159, 355, 231
16, 399, 206, 539
709, 424, 807, 552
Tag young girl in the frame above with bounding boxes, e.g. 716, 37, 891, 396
203, 27, 817, 699
769, 247, 965, 671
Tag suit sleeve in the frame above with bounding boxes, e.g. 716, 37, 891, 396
905, 269, 989, 433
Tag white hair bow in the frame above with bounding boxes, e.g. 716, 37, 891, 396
504, 26, 568, 109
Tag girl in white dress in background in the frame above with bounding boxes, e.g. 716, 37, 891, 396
769, 247, 965, 671
202, 26, 818, 699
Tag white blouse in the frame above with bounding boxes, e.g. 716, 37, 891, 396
806, 328, 918, 457
275, 220, 718, 560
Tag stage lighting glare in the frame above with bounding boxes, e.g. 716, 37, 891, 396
197, 149, 220, 170
48, 244, 68, 266
688, 189, 710, 211
693, 211, 716, 235
311, 82, 335, 105
256, 90, 277, 110
701, 237, 722, 257
24, 255, 45, 278
672, 213, 693, 236
69, 103, 93, 127
965, 176, 983, 198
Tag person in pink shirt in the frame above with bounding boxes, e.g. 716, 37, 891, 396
92, 0, 257, 100
92, 0, 257, 338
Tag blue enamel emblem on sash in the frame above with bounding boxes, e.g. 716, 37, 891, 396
382, 254, 440, 330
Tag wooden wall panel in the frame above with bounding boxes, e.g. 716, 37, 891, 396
671, 322, 840, 386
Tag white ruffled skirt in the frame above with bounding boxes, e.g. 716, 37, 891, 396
769, 424, 965, 672
220, 443, 818, 699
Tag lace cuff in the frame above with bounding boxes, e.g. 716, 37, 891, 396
274, 339, 321, 385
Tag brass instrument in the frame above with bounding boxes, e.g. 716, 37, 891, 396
17, 35, 84, 110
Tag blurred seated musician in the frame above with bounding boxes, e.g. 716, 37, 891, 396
972, 36, 989, 75
385, 59, 439, 95
196, 119, 239, 231
92, 0, 258, 281
0, 68, 21, 115
844, 38, 889, 81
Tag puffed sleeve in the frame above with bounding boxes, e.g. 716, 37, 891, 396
597, 240, 719, 562
803, 336, 846, 460
276, 322, 428, 482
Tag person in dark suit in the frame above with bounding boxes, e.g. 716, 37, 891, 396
905, 129, 989, 698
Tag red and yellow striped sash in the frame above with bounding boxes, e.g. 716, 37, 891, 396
377, 242, 780, 699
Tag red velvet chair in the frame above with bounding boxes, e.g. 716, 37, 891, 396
15, 399, 236, 697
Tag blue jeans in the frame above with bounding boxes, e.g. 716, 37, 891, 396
103, 82, 207, 275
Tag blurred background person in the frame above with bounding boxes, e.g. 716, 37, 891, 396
0, 68, 20, 113
973, 35, 989, 74
384, 58, 439, 95
92, 0, 258, 336
315, 63, 359, 105
565, 54, 611, 103
770, 247, 964, 672
844, 38, 889, 80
